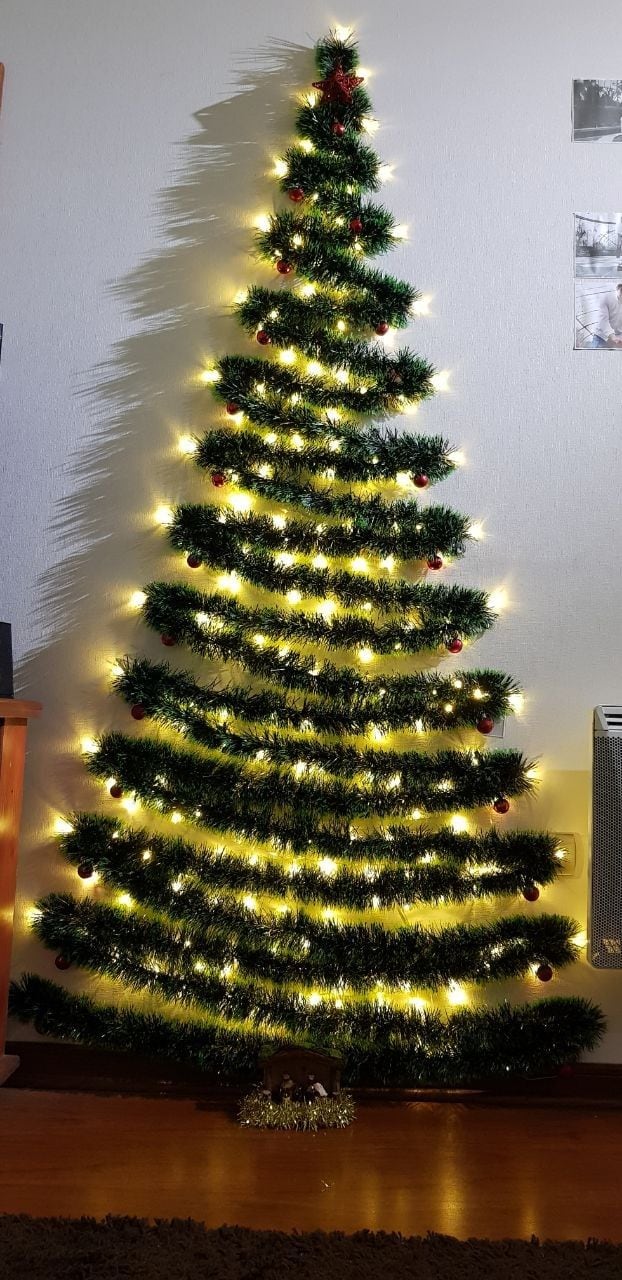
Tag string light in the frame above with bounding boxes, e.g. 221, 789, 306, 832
53, 817, 74, 836
299, 139, 314, 153
361, 116, 379, 134
273, 158, 289, 177
154, 505, 174, 526
129, 590, 146, 609
200, 369, 220, 383
431, 369, 451, 392
307, 360, 323, 376
228, 492, 252, 513
118, 893, 133, 909
446, 981, 468, 1006
170, 812, 183, 824
468, 521, 485, 541
81, 736, 98, 754
254, 214, 271, 232
234, 289, 248, 304
412, 294, 432, 316
488, 587, 507, 612
358, 647, 374, 663
272, 514, 286, 529
451, 814, 469, 834
286, 589, 302, 604
178, 435, 197, 455
280, 348, 297, 365
351, 556, 368, 572
392, 223, 408, 238
300, 283, 316, 297
312, 553, 328, 569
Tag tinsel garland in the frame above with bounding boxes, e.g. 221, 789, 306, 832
9, 975, 605, 1086
239, 1089, 356, 1130
215, 353, 434, 416
61, 814, 563, 908
87, 732, 534, 829
31, 892, 579, 989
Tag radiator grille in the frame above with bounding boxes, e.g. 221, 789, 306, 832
590, 707, 622, 967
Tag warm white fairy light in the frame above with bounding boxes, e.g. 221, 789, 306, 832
488, 587, 507, 613
312, 553, 328, 569
81, 736, 98, 755
170, 811, 183, 824
234, 288, 248, 304
154, 505, 174, 527
451, 814, 469, 834
395, 471, 412, 489
307, 360, 323, 377
335, 369, 349, 383
217, 571, 241, 593
446, 981, 468, 1006
228, 492, 252, 513
118, 893, 133, 909
276, 551, 294, 567
200, 368, 220, 384
280, 348, 297, 365
319, 857, 337, 876
254, 214, 271, 232
273, 158, 289, 177
335, 24, 353, 40
243, 894, 258, 912
468, 521, 485, 541
508, 692, 525, 713
178, 435, 197, 455
380, 555, 395, 572
121, 796, 140, 815
129, 590, 147, 609
378, 163, 394, 182
359, 647, 374, 664
351, 555, 368, 572
286, 589, 302, 604
53, 817, 74, 836
300, 282, 316, 298
361, 116, 380, 134
472, 687, 485, 701
336, 320, 347, 332
253, 633, 266, 647
411, 294, 432, 316
290, 432, 304, 450
318, 600, 336, 620
272, 514, 286, 529
299, 139, 314, 153
431, 369, 451, 392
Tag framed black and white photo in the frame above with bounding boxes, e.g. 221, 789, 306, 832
575, 278, 622, 349
573, 80, 622, 141
575, 213, 622, 277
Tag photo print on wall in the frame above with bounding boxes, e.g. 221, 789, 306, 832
573, 80, 622, 142
574, 214, 622, 348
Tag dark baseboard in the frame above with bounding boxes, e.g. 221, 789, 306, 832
4, 1041, 622, 1105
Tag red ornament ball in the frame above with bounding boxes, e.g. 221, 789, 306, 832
349, 217, 363, 235
225, 401, 240, 415
109, 783, 124, 798
427, 554, 443, 571
276, 259, 293, 275
493, 796, 510, 814
161, 634, 176, 647
331, 120, 346, 136
536, 963, 553, 983
55, 955, 71, 971
211, 471, 227, 487
375, 321, 390, 336
186, 553, 202, 569
447, 636, 463, 654
412, 473, 429, 489
476, 714, 495, 735
77, 862, 94, 880
256, 329, 271, 345
130, 704, 146, 721
523, 885, 540, 902
288, 187, 305, 202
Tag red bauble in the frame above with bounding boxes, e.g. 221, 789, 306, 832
161, 634, 176, 647
412, 474, 429, 489
447, 636, 463, 654
55, 955, 71, 971
225, 401, 240, 415
523, 886, 540, 902
536, 963, 553, 983
427, 554, 443, 571
77, 862, 94, 880
493, 797, 510, 814
256, 329, 271, 345
186, 554, 202, 569
288, 187, 305, 202
276, 259, 293, 275
130, 704, 146, 721
331, 120, 346, 136
375, 321, 390, 335
109, 783, 124, 798
349, 217, 363, 235
211, 471, 226, 487
476, 715, 495, 735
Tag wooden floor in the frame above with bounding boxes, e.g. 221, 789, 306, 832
0, 1089, 620, 1241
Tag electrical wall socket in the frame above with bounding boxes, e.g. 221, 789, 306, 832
552, 832, 578, 876
488, 716, 505, 739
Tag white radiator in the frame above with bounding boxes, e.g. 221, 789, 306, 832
590, 706, 622, 968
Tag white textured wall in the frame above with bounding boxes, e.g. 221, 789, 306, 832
2, 0, 622, 1056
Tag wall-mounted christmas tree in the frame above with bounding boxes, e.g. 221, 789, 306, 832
11, 32, 603, 1084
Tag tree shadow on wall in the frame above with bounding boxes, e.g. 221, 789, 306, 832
10, 41, 313, 984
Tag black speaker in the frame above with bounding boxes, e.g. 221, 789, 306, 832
0, 622, 14, 698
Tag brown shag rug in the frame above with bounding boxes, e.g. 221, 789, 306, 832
0, 1218, 621, 1280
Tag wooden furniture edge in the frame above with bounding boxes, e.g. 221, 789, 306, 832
0, 700, 42, 719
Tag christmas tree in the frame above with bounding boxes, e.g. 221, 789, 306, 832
11, 33, 603, 1084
